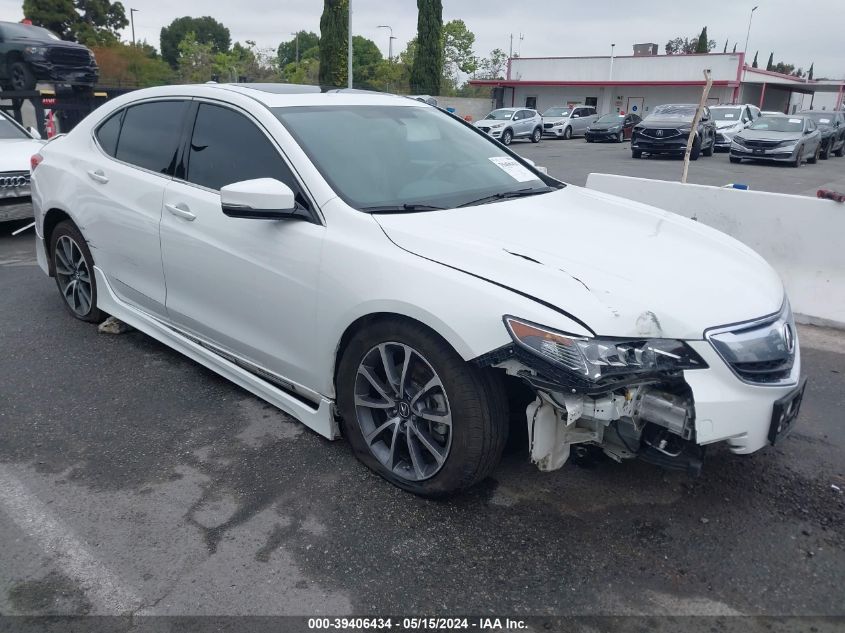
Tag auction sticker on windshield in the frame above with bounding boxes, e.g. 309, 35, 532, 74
489, 156, 537, 182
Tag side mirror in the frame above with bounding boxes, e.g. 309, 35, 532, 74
220, 178, 301, 220
572, 114, 580, 118
28, 126, 42, 140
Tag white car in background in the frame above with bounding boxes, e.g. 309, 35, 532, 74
542, 105, 598, 139
0, 109, 44, 222
31, 84, 805, 496
710, 104, 757, 150
475, 107, 543, 145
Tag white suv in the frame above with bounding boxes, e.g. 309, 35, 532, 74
30, 84, 804, 496
475, 107, 543, 145
542, 105, 598, 139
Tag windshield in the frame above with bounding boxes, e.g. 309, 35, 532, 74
648, 104, 697, 120
273, 105, 553, 211
1, 23, 61, 40
595, 114, 624, 124
484, 109, 515, 120
542, 108, 570, 118
710, 108, 742, 121
0, 112, 30, 140
802, 112, 833, 125
749, 117, 804, 133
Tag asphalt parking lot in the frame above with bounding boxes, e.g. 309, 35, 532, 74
1, 143, 844, 630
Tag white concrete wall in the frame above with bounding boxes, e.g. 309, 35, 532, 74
510, 54, 742, 83
433, 96, 495, 122
584, 173, 845, 328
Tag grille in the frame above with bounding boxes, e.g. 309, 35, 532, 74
731, 358, 794, 383
47, 47, 91, 66
543, 123, 554, 129
716, 133, 727, 143
641, 128, 680, 138
744, 139, 781, 149
0, 171, 30, 189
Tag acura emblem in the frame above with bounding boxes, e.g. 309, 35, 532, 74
656, 129, 664, 137
398, 401, 411, 418
783, 323, 795, 353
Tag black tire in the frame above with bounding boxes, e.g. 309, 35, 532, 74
835, 139, 845, 157
702, 135, 714, 157
617, 131, 624, 143
689, 136, 701, 161
585, 137, 593, 143
530, 127, 542, 143
791, 147, 802, 168
562, 126, 572, 140
808, 143, 820, 164
501, 129, 513, 146
50, 220, 105, 323
632, 149, 642, 159
337, 319, 508, 497
729, 156, 741, 164
10, 61, 36, 91
820, 140, 830, 160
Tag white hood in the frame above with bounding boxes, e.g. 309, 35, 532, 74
715, 119, 743, 130
0, 138, 44, 173
375, 186, 784, 340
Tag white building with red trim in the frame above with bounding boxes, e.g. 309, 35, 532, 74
469, 52, 844, 117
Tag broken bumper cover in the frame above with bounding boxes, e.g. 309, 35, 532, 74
28, 60, 98, 85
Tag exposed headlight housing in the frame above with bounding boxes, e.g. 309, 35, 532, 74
504, 316, 708, 383
24, 45, 48, 57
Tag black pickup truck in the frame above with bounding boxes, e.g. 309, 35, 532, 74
0, 21, 98, 91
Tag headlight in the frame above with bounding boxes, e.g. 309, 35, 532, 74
777, 139, 798, 148
490, 122, 505, 128
733, 136, 747, 146
24, 46, 48, 56
609, 125, 622, 132
504, 316, 708, 382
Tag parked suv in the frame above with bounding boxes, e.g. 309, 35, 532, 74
475, 108, 542, 145
799, 110, 845, 159
542, 105, 598, 139
0, 21, 98, 92
631, 104, 717, 160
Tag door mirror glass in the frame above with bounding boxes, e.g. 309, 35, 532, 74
572, 114, 580, 118
220, 178, 299, 219
27, 126, 41, 140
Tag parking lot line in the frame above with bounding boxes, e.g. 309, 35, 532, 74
0, 464, 142, 614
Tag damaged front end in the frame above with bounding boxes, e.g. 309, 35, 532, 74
477, 316, 709, 475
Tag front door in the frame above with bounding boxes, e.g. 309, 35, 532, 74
159, 101, 325, 389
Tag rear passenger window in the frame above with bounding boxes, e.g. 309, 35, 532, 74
95, 110, 122, 157
115, 101, 189, 174
186, 103, 300, 193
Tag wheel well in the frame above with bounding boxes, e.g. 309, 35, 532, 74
42, 208, 72, 276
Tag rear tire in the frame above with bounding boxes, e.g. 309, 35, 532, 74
50, 221, 105, 323
501, 129, 513, 145
530, 127, 542, 143
337, 319, 508, 497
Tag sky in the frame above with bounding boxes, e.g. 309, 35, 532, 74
1, 0, 842, 79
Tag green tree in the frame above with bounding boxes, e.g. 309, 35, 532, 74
318, 0, 348, 87
808, 63, 814, 80
351, 35, 383, 89
23, 0, 127, 43
160, 16, 231, 68
283, 58, 319, 85
442, 19, 476, 80
476, 48, 507, 79
766, 52, 773, 70
278, 30, 319, 67
732, 43, 736, 53
752, 51, 758, 68
695, 26, 709, 53
92, 40, 174, 87
410, 0, 442, 94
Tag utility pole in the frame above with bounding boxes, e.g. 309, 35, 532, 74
129, 8, 138, 46
347, 0, 353, 89
291, 31, 299, 63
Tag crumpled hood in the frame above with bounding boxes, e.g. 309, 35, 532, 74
375, 186, 783, 340
0, 138, 43, 172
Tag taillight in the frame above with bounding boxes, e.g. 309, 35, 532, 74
31, 153, 44, 171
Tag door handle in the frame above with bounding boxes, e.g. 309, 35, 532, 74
165, 203, 196, 221
87, 169, 109, 184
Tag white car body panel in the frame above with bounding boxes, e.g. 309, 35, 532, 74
29, 83, 804, 479
0, 138, 44, 173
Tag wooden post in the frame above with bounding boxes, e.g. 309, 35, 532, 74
682, 69, 713, 184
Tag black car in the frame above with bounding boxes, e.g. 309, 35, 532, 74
630, 104, 717, 160
585, 113, 642, 142
799, 110, 845, 159
0, 21, 98, 92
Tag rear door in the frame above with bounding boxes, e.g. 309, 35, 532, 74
80, 99, 190, 316
159, 100, 325, 388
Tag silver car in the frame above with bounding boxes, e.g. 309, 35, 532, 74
475, 108, 543, 145
730, 115, 822, 167
542, 105, 598, 139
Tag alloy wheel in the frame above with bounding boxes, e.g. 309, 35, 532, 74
11, 66, 25, 90
54, 235, 93, 316
353, 342, 453, 482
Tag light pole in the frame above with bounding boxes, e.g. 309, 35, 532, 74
347, 0, 353, 89
291, 31, 299, 63
129, 8, 138, 47
377, 25, 394, 62
744, 5, 758, 55
609, 43, 615, 80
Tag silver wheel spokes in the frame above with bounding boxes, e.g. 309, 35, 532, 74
354, 342, 452, 482
55, 235, 92, 316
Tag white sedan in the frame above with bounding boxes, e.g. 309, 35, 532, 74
30, 84, 805, 496
0, 109, 43, 222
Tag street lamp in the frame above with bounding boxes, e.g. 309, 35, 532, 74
744, 5, 759, 56
347, 0, 353, 89
377, 25, 395, 62
129, 8, 139, 47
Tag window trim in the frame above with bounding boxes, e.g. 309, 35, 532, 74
173, 97, 322, 226
90, 97, 193, 181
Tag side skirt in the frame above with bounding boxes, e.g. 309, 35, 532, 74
92, 267, 340, 440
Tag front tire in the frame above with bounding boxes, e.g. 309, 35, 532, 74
689, 136, 701, 161
50, 221, 104, 323
530, 127, 542, 143
562, 126, 572, 140
808, 143, 820, 164
337, 320, 508, 497
835, 140, 845, 157
729, 156, 741, 164
791, 146, 803, 168
632, 149, 642, 159
10, 61, 36, 91
501, 129, 513, 146
820, 140, 831, 160
702, 134, 714, 157
617, 131, 624, 143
